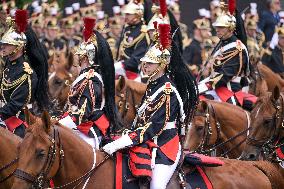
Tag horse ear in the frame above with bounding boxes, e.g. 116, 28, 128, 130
24, 107, 31, 125
41, 111, 51, 133
200, 100, 208, 112
65, 52, 74, 71
116, 75, 126, 92
24, 107, 37, 125
272, 86, 280, 102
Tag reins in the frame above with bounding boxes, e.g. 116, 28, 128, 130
14, 125, 110, 189
194, 102, 251, 157
0, 157, 18, 183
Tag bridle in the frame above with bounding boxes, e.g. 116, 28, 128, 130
194, 103, 221, 155
0, 157, 18, 183
14, 126, 64, 189
247, 93, 284, 161
13, 125, 110, 189
194, 102, 251, 157
116, 86, 139, 121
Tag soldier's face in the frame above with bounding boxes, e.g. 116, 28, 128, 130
125, 13, 140, 25
46, 28, 58, 40
215, 26, 232, 39
64, 28, 74, 36
278, 36, 284, 48
0, 43, 17, 57
247, 29, 256, 37
142, 61, 160, 76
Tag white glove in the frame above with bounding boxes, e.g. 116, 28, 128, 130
198, 77, 211, 94
270, 32, 278, 49
102, 134, 133, 155
114, 61, 126, 77
59, 115, 77, 130
0, 117, 6, 128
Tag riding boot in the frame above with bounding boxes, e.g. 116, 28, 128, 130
139, 177, 150, 189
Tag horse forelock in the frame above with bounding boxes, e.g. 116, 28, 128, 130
126, 79, 147, 94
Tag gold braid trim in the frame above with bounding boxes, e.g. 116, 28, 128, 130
214, 48, 240, 67
1, 74, 29, 89
118, 31, 148, 60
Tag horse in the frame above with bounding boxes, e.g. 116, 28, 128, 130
184, 100, 250, 159
0, 128, 21, 189
115, 76, 146, 127
48, 52, 78, 114
254, 62, 284, 92
240, 87, 284, 189
12, 111, 272, 189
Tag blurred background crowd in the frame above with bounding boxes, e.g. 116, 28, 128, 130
1, 0, 284, 78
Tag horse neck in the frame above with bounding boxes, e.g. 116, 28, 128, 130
211, 103, 248, 157
53, 126, 95, 185
0, 129, 20, 164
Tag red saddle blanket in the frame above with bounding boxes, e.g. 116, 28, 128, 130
183, 152, 224, 167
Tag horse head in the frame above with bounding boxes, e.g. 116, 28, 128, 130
48, 52, 77, 112
184, 100, 220, 154
12, 111, 61, 189
241, 86, 284, 161
115, 76, 146, 127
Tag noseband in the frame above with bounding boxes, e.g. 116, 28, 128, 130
194, 103, 221, 155
0, 157, 18, 183
14, 126, 64, 189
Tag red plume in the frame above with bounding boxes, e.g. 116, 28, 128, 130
83, 17, 96, 42
152, 0, 157, 4
159, 0, 167, 17
159, 23, 171, 50
228, 0, 236, 15
15, 9, 28, 33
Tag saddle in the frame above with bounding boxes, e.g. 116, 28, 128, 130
115, 152, 224, 189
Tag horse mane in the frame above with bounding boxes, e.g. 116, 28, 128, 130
205, 100, 245, 113
126, 79, 147, 95
251, 161, 283, 189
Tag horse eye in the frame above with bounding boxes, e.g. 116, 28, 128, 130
35, 149, 45, 158
196, 126, 204, 132
54, 78, 63, 85
264, 119, 272, 126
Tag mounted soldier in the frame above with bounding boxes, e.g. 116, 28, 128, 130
59, 17, 121, 149
0, 10, 49, 137
103, 9, 198, 188
198, 0, 256, 110
262, 24, 284, 78
115, 0, 150, 81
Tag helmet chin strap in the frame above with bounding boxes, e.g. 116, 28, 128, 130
148, 63, 167, 83
6, 45, 23, 59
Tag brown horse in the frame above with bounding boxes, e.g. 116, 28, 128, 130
12, 112, 272, 189
257, 63, 284, 92
115, 76, 146, 127
48, 52, 78, 113
0, 128, 20, 189
184, 100, 250, 159
240, 87, 284, 188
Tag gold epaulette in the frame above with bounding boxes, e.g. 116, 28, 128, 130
236, 40, 243, 51
263, 48, 272, 56
163, 82, 173, 95
23, 62, 33, 75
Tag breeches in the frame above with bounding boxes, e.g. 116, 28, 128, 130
150, 145, 181, 189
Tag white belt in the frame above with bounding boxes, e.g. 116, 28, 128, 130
164, 122, 176, 130
231, 77, 241, 83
